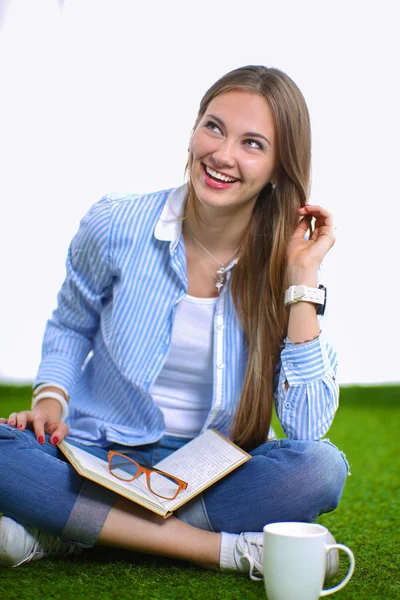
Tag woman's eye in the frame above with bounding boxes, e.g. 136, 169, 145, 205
244, 139, 263, 150
205, 120, 222, 134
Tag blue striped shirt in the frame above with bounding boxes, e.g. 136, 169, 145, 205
35, 184, 339, 447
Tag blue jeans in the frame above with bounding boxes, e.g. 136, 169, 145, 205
0, 425, 349, 546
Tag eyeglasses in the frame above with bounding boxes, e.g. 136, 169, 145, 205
108, 451, 188, 500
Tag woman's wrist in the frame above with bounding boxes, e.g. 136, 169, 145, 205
287, 268, 318, 288
32, 386, 69, 420
31, 397, 64, 421
286, 281, 321, 343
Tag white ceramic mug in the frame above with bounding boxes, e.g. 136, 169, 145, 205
263, 522, 355, 600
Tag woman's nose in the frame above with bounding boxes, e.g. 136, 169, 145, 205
211, 140, 236, 169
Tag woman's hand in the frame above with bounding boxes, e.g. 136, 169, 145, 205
287, 205, 336, 286
0, 399, 69, 445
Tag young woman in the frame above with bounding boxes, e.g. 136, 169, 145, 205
0, 65, 348, 579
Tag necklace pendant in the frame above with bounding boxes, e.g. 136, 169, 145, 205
215, 265, 226, 294
216, 266, 225, 277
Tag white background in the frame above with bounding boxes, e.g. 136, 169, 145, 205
0, 0, 399, 384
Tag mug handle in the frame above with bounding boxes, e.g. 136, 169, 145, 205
320, 544, 355, 597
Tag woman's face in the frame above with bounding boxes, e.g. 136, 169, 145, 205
189, 89, 278, 214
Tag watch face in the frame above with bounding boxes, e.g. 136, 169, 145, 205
317, 284, 327, 316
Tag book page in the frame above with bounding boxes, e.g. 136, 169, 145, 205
154, 429, 250, 511
60, 443, 165, 510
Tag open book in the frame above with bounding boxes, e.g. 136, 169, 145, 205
59, 429, 251, 518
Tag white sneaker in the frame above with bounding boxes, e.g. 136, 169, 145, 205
0, 516, 82, 568
234, 530, 339, 582
234, 532, 264, 580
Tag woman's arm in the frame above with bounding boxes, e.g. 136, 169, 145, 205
274, 204, 338, 439
1, 197, 115, 443
34, 196, 114, 395
286, 204, 335, 344
274, 330, 339, 439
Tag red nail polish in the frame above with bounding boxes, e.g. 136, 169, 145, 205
38, 436, 44, 444
18, 424, 23, 429
51, 436, 59, 445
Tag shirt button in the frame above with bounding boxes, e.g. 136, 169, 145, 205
217, 322, 224, 330
285, 402, 290, 409
287, 362, 294, 369
217, 363, 225, 369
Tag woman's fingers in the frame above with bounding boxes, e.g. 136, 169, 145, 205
292, 215, 312, 239
298, 205, 336, 248
31, 411, 47, 444
298, 205, 335, 229
289, 205, 336, 269
15, 411, 34, 431
0, 409, 69, 446
45, 421, 70, 445
31, 410, 68, 445
0, 412, 26, 427
5, 410, 39, 436
7, 411, 31, 429
6, 412, 18, 427
298, 204, 331, 216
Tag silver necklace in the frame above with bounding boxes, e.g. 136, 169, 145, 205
186, 225, 241, 293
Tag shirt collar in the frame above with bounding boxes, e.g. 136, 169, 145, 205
154, 183, 188, 243
153, 182, 239, 268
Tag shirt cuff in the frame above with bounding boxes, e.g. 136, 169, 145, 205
34, 354, 83, 395
281, 336, 331, 385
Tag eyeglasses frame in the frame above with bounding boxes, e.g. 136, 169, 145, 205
107, 450, 188, 500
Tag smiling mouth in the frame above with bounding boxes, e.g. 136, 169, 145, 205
203, 164, 240, 183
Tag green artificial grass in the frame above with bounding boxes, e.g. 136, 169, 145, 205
0, 384, 399, 600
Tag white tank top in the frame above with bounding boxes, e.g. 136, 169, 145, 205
150, 294, 217, 438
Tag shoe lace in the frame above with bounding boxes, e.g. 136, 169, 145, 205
30, 527, 78, 560
238, 534, 264, 581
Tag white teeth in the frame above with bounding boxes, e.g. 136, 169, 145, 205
205, 166, 238, 183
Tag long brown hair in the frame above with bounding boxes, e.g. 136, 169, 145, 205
188, 66, 311, 450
